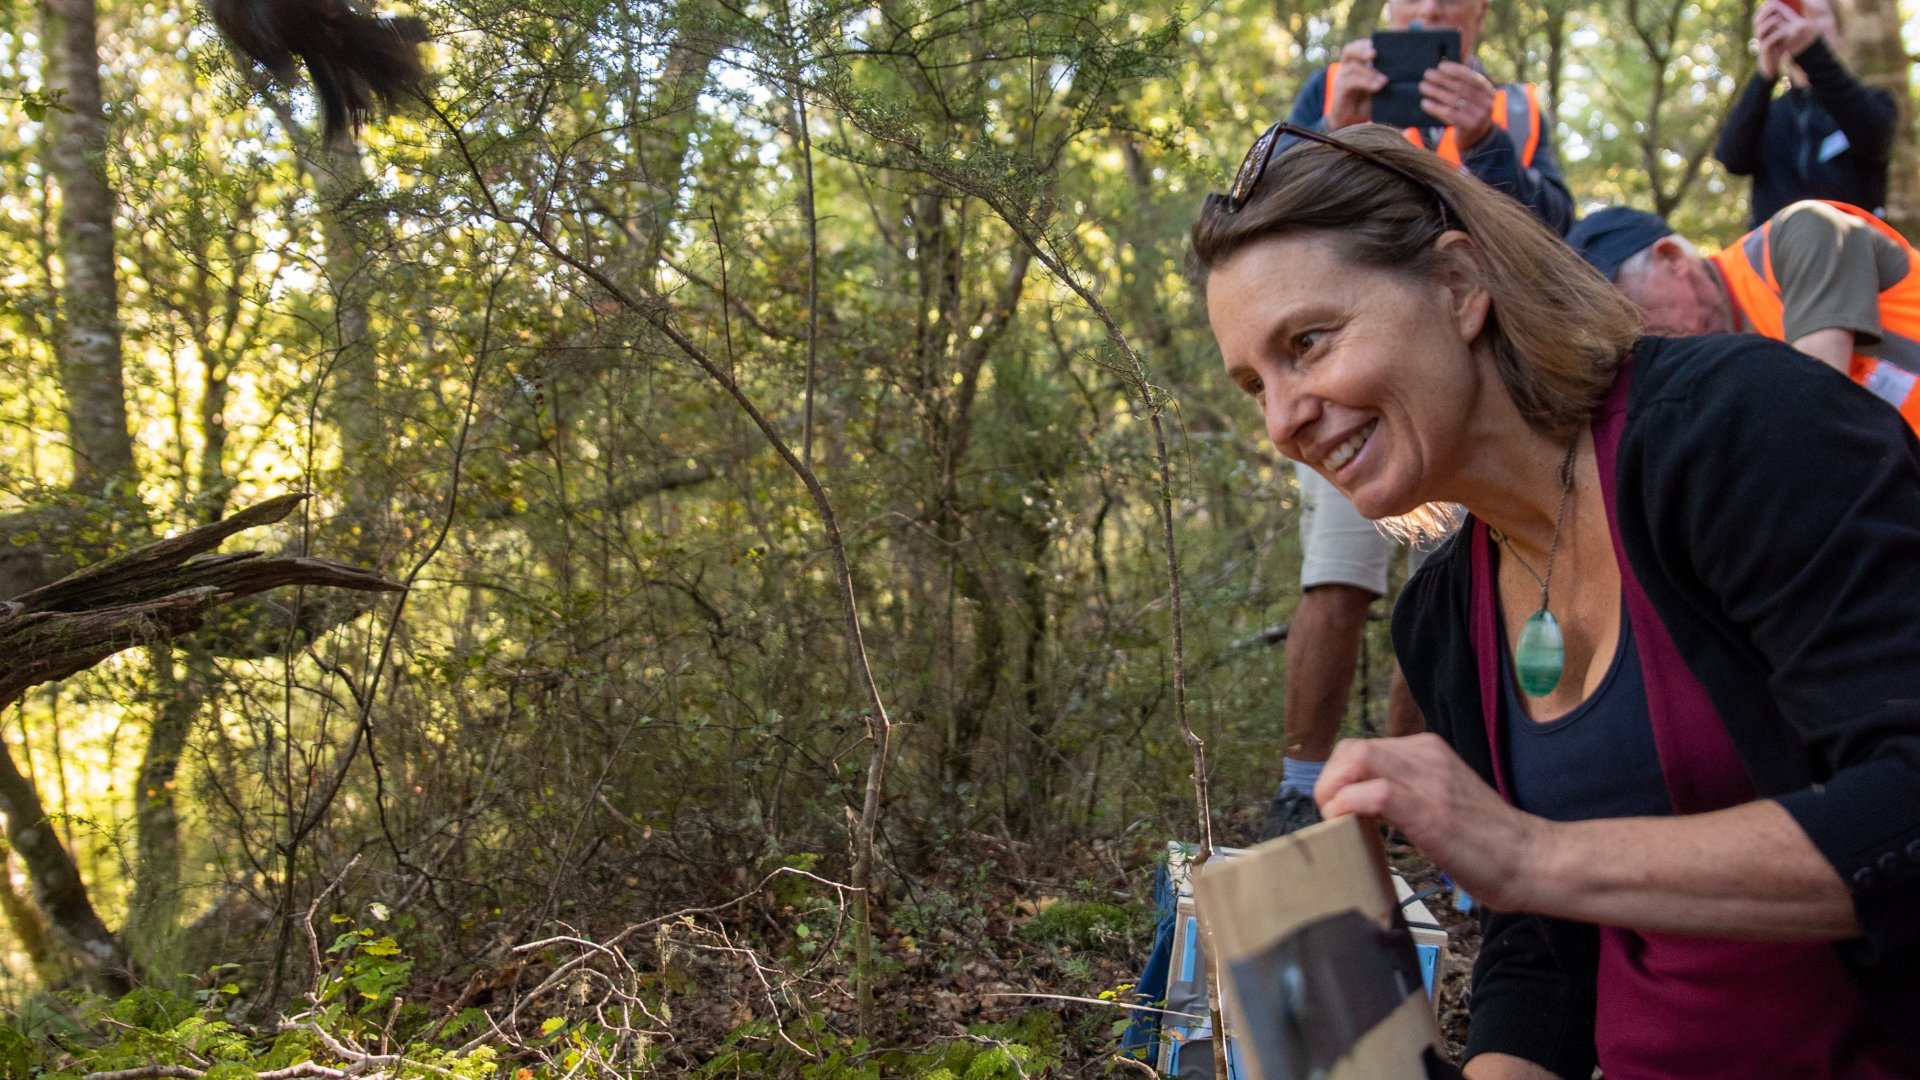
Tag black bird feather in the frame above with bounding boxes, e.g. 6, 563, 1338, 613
210, 0, 428, 144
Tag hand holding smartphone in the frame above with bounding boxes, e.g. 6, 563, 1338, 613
1368, 28, 1462, 128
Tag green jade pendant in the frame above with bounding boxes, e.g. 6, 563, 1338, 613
1514, 608, 1565, 697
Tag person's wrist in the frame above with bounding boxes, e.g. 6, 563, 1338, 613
1459, 123, 1504, 160
1464, 1052, 1562, 1080
1498, 812, 1560, 914
1791, 35, 1829, 62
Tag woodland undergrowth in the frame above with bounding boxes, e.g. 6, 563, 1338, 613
0, 819, 1476, 1080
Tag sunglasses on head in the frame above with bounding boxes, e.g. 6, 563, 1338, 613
1215, 121, 1459, 230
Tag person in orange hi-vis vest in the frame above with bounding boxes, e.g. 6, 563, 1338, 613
1569, 201, 1920, 435
1251, 0, 1574, 844
1288, 0, 1572, 236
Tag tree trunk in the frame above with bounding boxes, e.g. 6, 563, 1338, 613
42, 0, 136, 498
126, 645, 203, 962
1013, 543, 1054, 832
0, 844, 56, 984
255, 88, 397, 561
313, 148, 391, 562
1833, 0, 1915, 234
0, 745, 129, 991
640, 0, 724, 286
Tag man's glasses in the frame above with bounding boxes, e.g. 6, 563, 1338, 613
1219, 121, 1458, 230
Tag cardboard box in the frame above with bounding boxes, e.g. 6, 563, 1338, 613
1184, 818, 1448, 1080
1161, 839, 1447, 1029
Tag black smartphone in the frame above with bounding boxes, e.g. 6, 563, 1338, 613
1369, 27, 1462, 129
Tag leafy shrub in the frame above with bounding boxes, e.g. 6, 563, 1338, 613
1015, 901, 1136, 954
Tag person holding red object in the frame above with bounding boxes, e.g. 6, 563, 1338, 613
1713, 0, 1895, 227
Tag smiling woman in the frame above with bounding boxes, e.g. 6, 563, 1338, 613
1205, 230, 1485, 522
1187, 124, 1920, 1080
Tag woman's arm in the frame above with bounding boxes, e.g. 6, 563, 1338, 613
1317, 735, 1858, 939
1465, 1055, 1563, 1080
1631, 340, 1920, 956
1538, 799, 1856, 937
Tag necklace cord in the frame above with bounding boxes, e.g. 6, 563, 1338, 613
1490, 439, 1579, 608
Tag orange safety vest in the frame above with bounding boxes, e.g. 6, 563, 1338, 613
1323, 63, 1543, 168
1708, 200, 1920, 434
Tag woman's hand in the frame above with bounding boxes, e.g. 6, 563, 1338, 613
1328, 39, 1388, 129
1315, 733, 1551, 911
1419, 62, 1496, 148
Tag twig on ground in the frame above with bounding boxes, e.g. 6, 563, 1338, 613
85, 1061, 361, 1080
979, 991, 1205, 1020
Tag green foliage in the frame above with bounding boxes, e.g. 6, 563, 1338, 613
0, 959, 504, 1080
911, 1013, 1064, 1080
11, 88, 67, 123
888, 854, 997, 965
109, 987, 197, 1033
0, 1027, 38, 1080
321, 921, 415, 1016
762, 852, 824, 908
1016, 901, 1137, 955
698, 1009, 1063, 1080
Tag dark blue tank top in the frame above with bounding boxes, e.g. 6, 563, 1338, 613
1500, 606, 1671, 822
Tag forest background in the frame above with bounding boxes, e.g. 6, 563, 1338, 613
0, 0, 1916, 1071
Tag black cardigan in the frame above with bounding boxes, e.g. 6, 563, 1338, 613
1392, 334, 1920, 1076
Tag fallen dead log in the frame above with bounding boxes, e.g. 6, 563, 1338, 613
0, 492, 403, 707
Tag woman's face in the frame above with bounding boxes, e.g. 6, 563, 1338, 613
1208, 231, 1490, 519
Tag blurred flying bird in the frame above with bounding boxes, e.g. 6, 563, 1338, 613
209, 0, 428, 145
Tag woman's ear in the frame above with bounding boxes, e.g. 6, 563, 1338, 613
1434, 230, 1492, 342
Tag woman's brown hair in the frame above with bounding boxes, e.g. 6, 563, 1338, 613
1190, 124, 1640, 444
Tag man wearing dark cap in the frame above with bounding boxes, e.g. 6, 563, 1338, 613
1570, 200, 1920, 432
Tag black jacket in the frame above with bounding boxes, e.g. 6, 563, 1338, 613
1393, 334, 1920, 1076
1713, 39, 1898, 228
